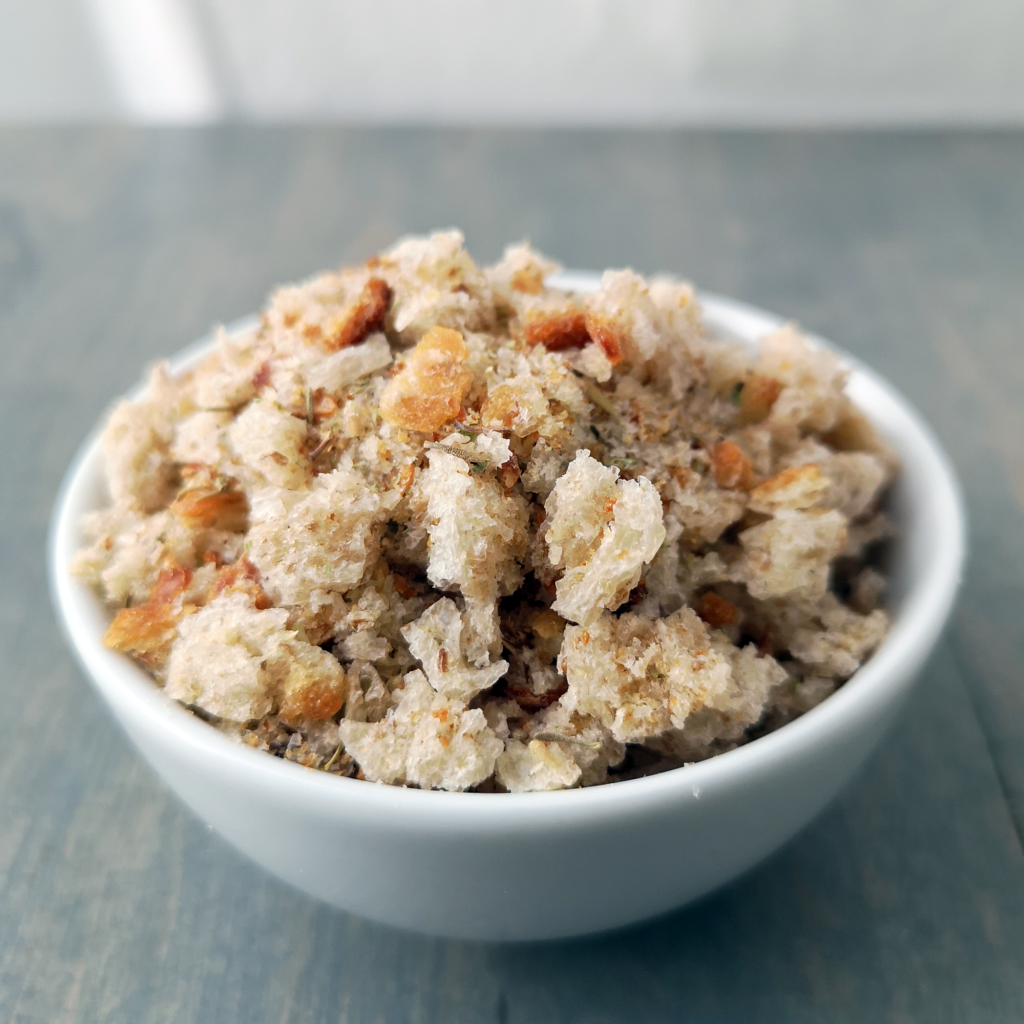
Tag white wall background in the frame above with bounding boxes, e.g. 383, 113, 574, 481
4, 0, 1024, 124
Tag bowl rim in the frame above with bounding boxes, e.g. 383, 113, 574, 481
48, 280, 966, 825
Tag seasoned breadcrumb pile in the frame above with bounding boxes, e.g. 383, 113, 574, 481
74, 232, 896, 791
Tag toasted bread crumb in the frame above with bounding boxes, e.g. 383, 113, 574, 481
325, 277, 391, 351
711, 441, 754, 491
524, 309, 590, 352
379, 326, 473, 432
103, 566, 195, 664
696, 591, 738, 628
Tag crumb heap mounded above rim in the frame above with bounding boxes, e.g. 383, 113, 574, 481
72, 231, 897, 793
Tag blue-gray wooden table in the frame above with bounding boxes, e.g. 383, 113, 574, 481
2, 128, 1023, 1023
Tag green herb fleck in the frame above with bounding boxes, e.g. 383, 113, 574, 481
729, 381, 745, 407
429, 442, 489, 470
533, 732, 602, 751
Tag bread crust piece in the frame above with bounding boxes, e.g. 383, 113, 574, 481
524, 308, 591, 352
584, 269, 684, 369
170, 464, 249, 531
278, 643, 348, 725
775, 440, 891, 519
73, 502, 198, 606
486, 241, 560, 309
103, 566, 195, 666
324, 277, 391, 352
711, 440, 754, 491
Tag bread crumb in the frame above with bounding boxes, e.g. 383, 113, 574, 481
246, 468, 388, 610
739, 509, 848, 601
496, 739, 582, 792
402, 597, 508, 701
338, 670, 503, 790
380, 326, 473, 432
544, 451, 666, 626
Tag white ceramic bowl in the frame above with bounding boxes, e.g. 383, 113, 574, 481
50, 280, 965, 941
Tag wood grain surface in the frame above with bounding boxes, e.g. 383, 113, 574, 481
1, 128, 1023, 1023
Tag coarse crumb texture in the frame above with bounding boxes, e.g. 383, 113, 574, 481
73, 231, 897, 791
